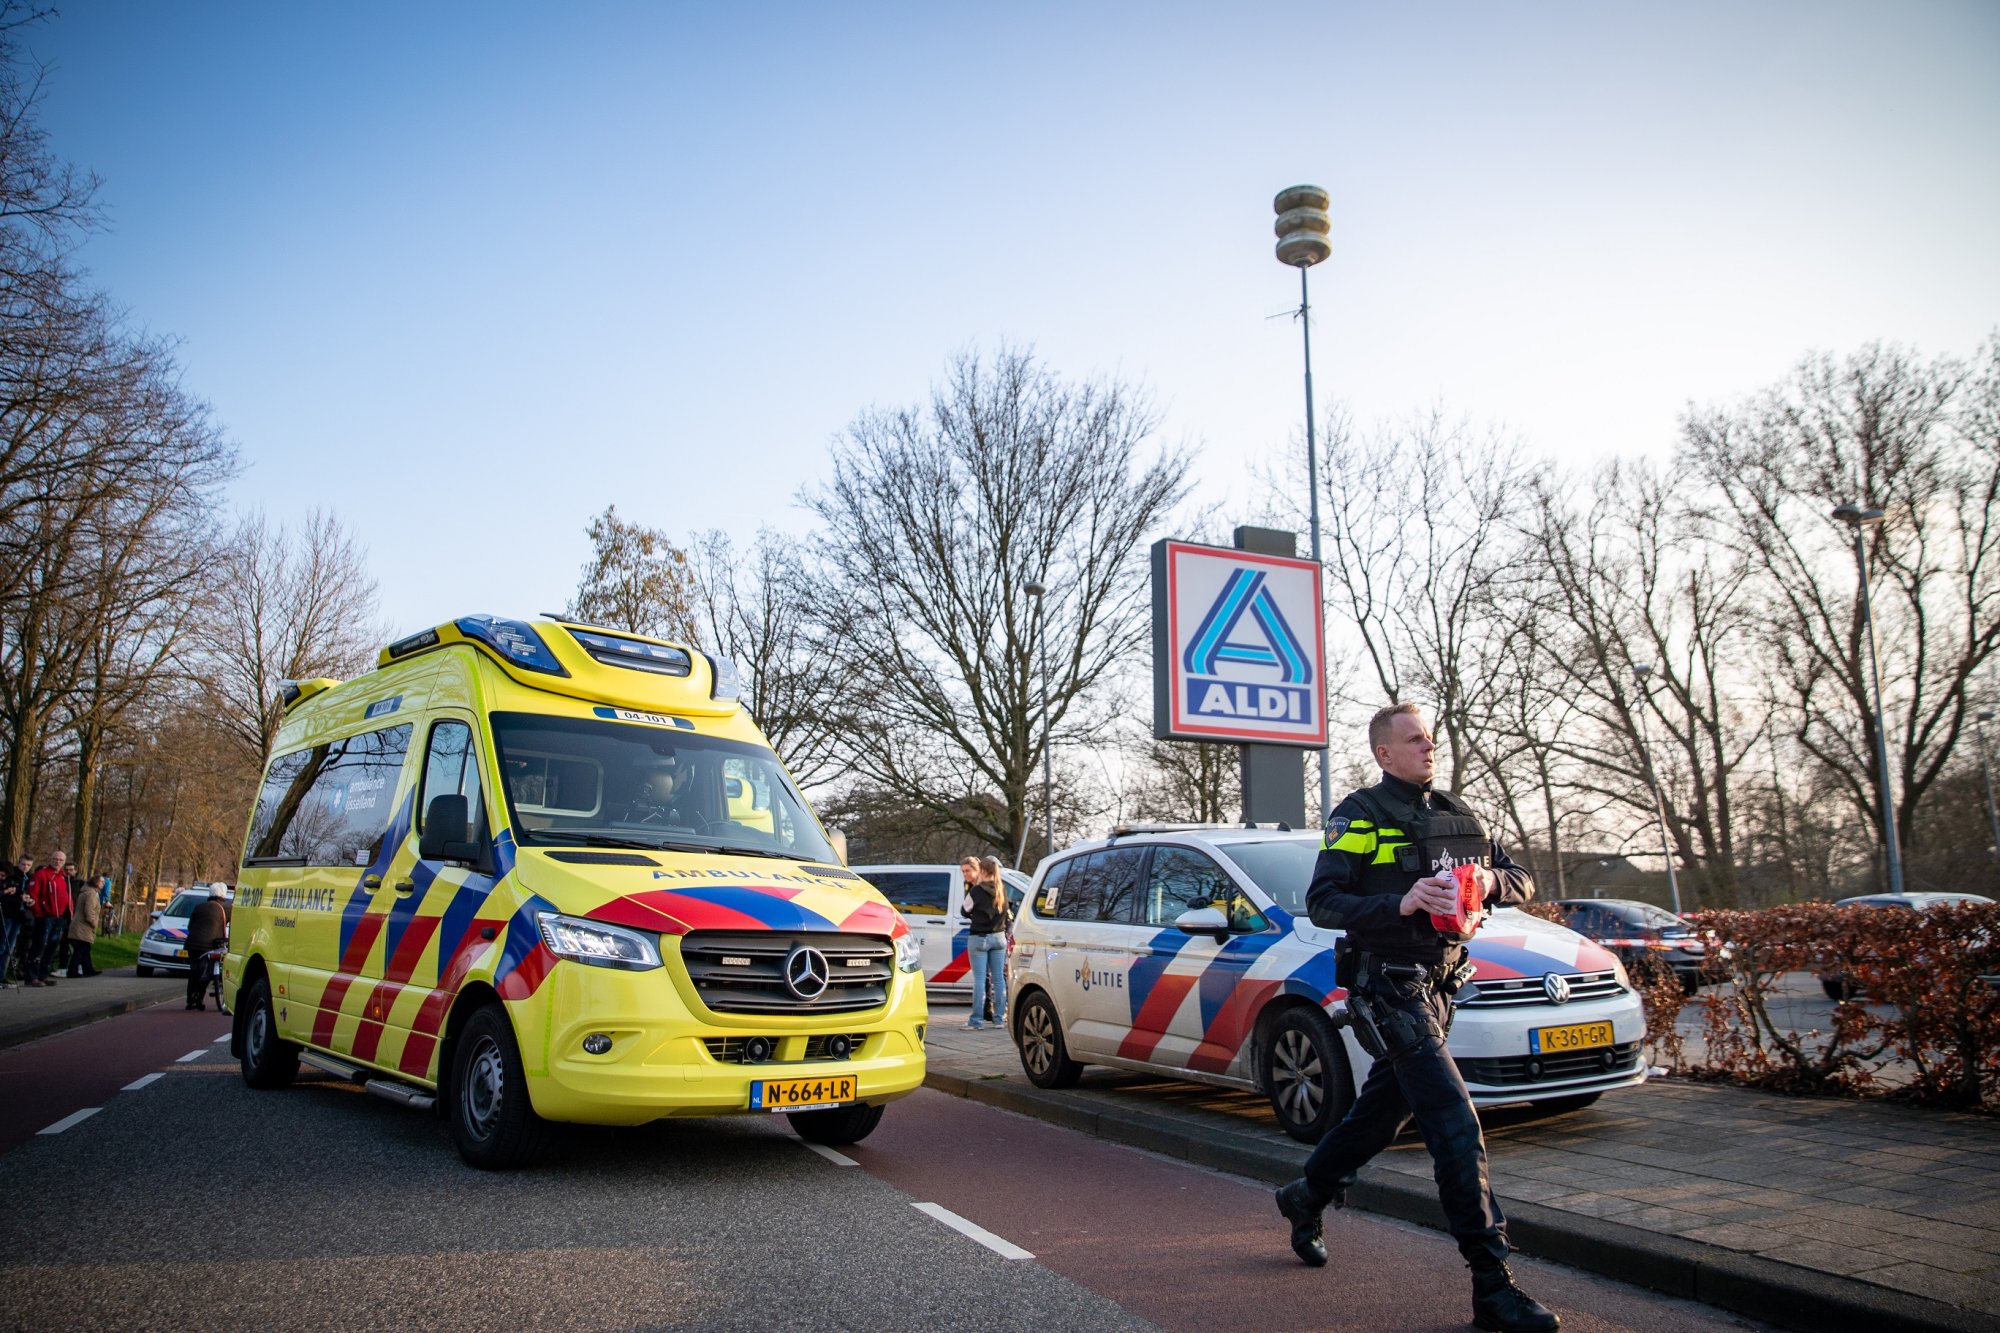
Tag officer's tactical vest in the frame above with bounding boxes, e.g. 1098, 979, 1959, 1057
1337, 782, 1492, 959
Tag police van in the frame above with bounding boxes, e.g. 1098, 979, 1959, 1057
1008, 825, 1647, 1142
848, 863, 1030, 994
226, 614, 926, 1168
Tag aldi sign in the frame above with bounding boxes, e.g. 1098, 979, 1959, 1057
1151, 539, 1327, 747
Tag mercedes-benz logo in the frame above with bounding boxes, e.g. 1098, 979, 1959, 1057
1543, 972, 1572, 1005
784, 945, 830, 1000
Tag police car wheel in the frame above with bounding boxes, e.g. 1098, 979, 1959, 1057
1016, 990, 1083, 1089
238, 976, 298, 1090
1263, 1006, 1352, 1144
450, 1004, 550, 1170
788, 1102, 884, 1145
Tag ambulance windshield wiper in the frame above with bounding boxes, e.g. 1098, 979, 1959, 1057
530, 830, 672, 852
649, 840, 798, 860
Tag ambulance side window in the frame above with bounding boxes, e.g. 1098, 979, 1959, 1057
419, 720, 487, 844
245, 724, 413, 867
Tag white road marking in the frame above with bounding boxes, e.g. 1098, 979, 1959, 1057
912, 1202, 1034, 1260
213, 1033, 231, 1043
798, 1140, 857, 1167
176, 1049, 208, 1063
121, 1073, 164, 1092
37, 1108, 101, 1135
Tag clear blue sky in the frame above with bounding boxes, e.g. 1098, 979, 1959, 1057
34, 2, 2000, 637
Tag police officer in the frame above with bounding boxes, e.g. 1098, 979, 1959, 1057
1275, 702, 1559, 1333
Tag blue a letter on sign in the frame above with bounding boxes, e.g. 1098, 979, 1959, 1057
1152, 540, 1326, 747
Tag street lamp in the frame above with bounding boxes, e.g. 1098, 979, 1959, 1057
1977, 711, 2000, 886
1017, 579, 1053, 870
1273, 184, 1334, 821
1832, 503, 1904, 895
1631, 663, 1683, 915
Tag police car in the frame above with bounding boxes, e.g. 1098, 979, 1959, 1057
849, 863, 1029, 994
136, 885, 231, 976
1007, 825, 1648, 1141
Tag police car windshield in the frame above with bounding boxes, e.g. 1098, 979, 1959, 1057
490, 712, 837, 864
1213, 836, 1321, 913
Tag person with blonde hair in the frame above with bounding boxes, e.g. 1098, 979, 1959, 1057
961, 854, 1011, 1030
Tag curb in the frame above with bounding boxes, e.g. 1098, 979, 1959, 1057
923, 1069, 1987, 1333
0, 992, 179, 1051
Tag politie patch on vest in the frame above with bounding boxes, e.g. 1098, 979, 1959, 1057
1324, 816, 1349, 840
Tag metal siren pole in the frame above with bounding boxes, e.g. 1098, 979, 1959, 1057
1274, 185, 1333, 820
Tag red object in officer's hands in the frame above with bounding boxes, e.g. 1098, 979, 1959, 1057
1430, 863, 1486, 937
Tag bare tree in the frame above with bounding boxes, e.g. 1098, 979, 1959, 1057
805, 346, 1191, 856
1682, 339, 2000, 886
686, 528, 848, 789
567, 505, 697, 640
192, 509, 380, 767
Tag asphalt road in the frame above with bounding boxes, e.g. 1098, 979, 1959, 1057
0, 1007, 1771, 1331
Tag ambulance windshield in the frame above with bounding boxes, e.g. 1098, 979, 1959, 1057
489, 712, 837, 864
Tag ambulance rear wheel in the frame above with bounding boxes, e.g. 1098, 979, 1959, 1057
238, 976, 298, 1090
450, 1004, 549, 1170
1263, 1005, 1353, 1143
789, 1102, 884, 1145
1016, 990, 1083, 1089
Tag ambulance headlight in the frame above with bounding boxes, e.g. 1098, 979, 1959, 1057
896, 933, 922, 973
536, 911, 662, 970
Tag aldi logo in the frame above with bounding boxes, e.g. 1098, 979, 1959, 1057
1152, 539, 1326, 746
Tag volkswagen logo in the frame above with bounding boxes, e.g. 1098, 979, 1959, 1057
1542, 972, 1572, 1005
784, 945, 830, 1000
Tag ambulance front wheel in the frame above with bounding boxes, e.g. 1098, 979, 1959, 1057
1263, 1005, 1354, 1143
450, 1004, 550, 1170
788, 1101, 884, 1145
238, 975, 298, 1090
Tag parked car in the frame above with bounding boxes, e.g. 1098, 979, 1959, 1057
1550, 898, 1708, 993
1007, 826, 1648, 1143
1817, 891, 1996, 1000
136, 885, 232, 976
850, 863, 1030, 994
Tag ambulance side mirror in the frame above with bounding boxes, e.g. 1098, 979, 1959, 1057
420, 794, 479, 863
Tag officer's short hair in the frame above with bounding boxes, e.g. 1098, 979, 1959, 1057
1368, 703, 1425, 754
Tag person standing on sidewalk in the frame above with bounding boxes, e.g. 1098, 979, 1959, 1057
64, 875, 101, 977
24, 851, 74, 988
960, 855, 1010, 1030
1273, 703, 1559, 1333
0, 855, 30, 987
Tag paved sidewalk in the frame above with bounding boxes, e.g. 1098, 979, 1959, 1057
921, 998, 2000, 1333
0, 969, 183, 1049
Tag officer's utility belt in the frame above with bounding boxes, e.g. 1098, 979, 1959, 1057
1336, 940, 1476, 998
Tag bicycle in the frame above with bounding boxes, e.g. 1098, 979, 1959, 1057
198, 943, 229, 1016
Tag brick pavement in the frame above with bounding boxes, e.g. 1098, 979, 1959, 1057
0, 969, 182, 1049
922, 996, 2000, 1328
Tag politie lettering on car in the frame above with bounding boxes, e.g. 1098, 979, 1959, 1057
224, 614, 926, 1168
1007, 825, 1647, 1143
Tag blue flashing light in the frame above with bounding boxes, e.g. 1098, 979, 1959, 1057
707, 653, 742, 703
569, 628, 692, 677
455, 616, 568, 676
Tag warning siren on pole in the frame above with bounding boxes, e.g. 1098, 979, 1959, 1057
1272, 184, 1330, 268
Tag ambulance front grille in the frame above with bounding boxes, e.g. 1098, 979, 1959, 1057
680, 932, 893, 1014
702, 1033, 869, 1063
1457, 970, 1625, 1008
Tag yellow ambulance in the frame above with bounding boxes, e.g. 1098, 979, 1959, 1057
225, 614, 926, 1168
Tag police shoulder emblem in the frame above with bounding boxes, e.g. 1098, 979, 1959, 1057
1324, 816, 1349, 839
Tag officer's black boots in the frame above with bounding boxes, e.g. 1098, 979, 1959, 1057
1274, 1178, 1328, 1267
1470, 1260, 1560, 1332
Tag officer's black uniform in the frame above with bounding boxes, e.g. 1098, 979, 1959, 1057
1275, 770, 1560, 1333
